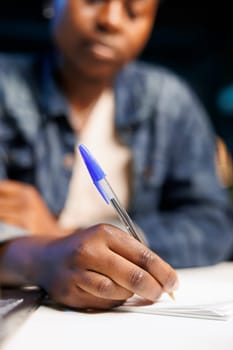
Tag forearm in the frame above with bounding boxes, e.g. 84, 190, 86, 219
134, 206, 233, 268
0, 236, 52, 287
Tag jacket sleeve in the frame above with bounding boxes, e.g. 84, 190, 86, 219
0, 223, 29, 244
132, 84, 233, 268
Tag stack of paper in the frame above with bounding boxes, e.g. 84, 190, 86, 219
119, 295, 233, 320
118, 263, 233, 321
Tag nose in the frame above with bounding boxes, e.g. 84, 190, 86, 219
97, 0, 124, 32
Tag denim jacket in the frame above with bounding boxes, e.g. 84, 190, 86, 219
0, 53, 233, 267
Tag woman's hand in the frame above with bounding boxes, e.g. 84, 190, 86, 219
0, 181, 178, 310
3, 223, 178, 310
0, 180, 64, 236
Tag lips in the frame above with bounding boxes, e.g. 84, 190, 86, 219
83, 39, 118, 61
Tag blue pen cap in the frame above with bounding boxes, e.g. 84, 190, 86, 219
78, 144, 106, 182
78, 144, 110, 204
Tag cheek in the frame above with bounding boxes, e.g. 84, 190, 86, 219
52, 14, 86, 55
53, 2, 93, 40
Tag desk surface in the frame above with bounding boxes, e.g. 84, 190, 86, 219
2, 262, 233, 350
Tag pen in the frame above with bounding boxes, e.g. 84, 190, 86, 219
78, 144, 175, 300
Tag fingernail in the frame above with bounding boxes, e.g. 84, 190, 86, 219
167, 278, 179, 293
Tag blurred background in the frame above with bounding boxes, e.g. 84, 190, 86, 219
0, 0, 233, 154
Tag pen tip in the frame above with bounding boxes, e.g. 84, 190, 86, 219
169, 291, 175, 301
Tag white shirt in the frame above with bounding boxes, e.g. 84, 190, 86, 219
59, 90, 132, 229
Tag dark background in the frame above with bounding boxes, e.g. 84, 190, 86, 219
1, 0, 233, 152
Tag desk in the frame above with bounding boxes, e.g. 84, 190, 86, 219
2, 262, 233, 350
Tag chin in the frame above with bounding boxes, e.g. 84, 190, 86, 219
77, 61, 121, 82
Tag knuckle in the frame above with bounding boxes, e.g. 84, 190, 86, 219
92, 223, 109, 238
96, 278, 113, 297
76, 241, 86, 256
66, 239, 90, 269
140, 249, 156, 269
72, 241, 89, 264
129, 269, 145, 289
95, 223, 118, 239
98, 223, 108, 231
95, 223, 108, 232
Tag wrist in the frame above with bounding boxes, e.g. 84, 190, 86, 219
0, 236, 55, 287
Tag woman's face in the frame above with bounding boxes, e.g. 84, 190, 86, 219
52, 0, 159, 81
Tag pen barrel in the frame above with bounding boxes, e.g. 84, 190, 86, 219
98, 179, 145, 244
78, 144, 146, 244
110, 198, 145, 243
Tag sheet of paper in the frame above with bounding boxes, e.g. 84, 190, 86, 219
118, 263, 233, 320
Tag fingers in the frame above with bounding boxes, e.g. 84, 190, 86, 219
75, 270, 133, 300
0, 181, 22, 211
0, 180, 39, 203
50, 272, 126, 310
38, 224, 178, 310
72, 225, 178, 301
90, 249, 164, 301
0, 180, 27, 195
0, 180, 59, 235
103, 225, 178, 296
0, 180, 32, 214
